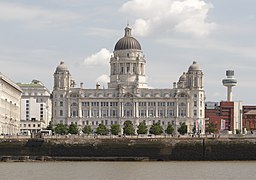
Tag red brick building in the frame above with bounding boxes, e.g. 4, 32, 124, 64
205, 101, 243, 133
243, 106, 256, 130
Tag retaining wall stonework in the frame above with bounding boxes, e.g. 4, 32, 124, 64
1, 138, 256, 161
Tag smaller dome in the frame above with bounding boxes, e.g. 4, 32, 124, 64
55, 61, 69, 72
188, 61, 201, 71
179, 72, 186, 82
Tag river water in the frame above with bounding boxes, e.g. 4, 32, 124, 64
0, 161, 255, 180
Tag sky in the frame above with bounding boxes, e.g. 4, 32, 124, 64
0, 0, 256, 105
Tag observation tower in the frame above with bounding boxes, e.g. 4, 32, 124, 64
222, 70, 237, 101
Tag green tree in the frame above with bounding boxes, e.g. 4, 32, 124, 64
206, 122, 217, 134
166, 124, 174, 135
82, 125, 92, 135
137, 121, 148, 134
68, 124, 79, 134
110, 124, 121, 135
177, 122, 187, 135
54, 123, 68, 135
46, 121, 53, 131
149, 122, 163, 135
123, 120, 135, 135
96, 124, 109, 135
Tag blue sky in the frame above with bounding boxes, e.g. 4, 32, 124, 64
0, 0, 256, 104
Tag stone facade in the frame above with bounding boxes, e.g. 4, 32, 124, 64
52, 26, 205, 134
18, 80, 52, 133
0, 73, 22, 135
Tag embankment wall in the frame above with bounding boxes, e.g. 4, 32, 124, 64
1, 137, 256, 161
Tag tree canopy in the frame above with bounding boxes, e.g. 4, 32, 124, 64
166, 124, 174, 135
206, 122, 217, 134
82, 125, 93, 135
54, 124, 68, 135
123, 120, 135, 135
177, 122, 187, 135
68, 124, 79, 134
96, 124, 109, 135
149, 122, 163, 135
137, 121, 148, 134
110, 124, 121, 135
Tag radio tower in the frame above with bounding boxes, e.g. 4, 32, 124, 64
222, 70, 237, 101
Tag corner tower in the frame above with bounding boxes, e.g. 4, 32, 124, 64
187, 61, 204, 90
108, 25, 148, 89
53, 61, 72, 90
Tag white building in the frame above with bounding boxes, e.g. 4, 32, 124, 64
52, 26, 205, 134
0, 73, 22, 135
18, 80, 52, 133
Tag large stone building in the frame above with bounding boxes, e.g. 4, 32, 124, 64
0, 73, 22, 135
52, 26, 205, 134
18, 80, 52, 134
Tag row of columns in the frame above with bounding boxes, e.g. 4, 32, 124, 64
70, 100, 190, 119
110, 62, 145, 75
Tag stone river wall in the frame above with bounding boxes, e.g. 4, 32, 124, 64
1, 137, 256, 161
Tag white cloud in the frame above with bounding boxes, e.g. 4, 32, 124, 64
84, 48, 112, 66
0, 2, 83, 28
96, 74, 110, 88
120, 0, 216, 37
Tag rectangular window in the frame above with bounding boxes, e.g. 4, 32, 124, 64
167, 102, 175, 106
194, 101, 197, 107
148, 109, 155, 117
110, 109, 117, 117
124, 110, 132, 117
60, 101, 63, 106
194, 110, 197, 117
139, 110, 146, 117
60, 110, 63, 116
83, 110, 89, 117
82, 102, 89, 106
158, 110, 165, 117
139, 102, 146, 106
101, 110, 108, 117
167, 110, 174, 117
92, 109, 99, 117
